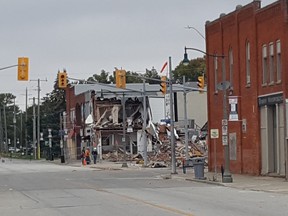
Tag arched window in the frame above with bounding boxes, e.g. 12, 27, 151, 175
229, 48, 233, 89
214, 54, 218, 93
269, 42, 274, 84
276, 40, 281, 82
262, 44, 268, 85
246, 41, 251, 85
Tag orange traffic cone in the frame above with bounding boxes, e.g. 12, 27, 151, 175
83, 158, 87, 166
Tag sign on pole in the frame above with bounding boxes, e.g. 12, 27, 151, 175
210, 129, 219, 139
222, 135, 228, 146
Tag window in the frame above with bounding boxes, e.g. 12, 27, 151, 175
214, 55, 218, 92
276, 40, 281, 82
269, 42, 274, 84
229, 48, 233, 89
70, 108, 75, 124
246, 41, 251, 85
262, 45, 268, 85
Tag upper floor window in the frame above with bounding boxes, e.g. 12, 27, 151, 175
70, 108, 75, 124
214, 55, 218, 93
269, 42, 274, 84
229, 48, 233, 89
246, 41, 251, 85
276, 40, 281, 82
262, 45, 268, 85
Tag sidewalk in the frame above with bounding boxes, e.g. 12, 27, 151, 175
56, 159, 288, 194
178, 170, 288, 194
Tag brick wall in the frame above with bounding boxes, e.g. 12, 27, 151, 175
206, 0, 287, 175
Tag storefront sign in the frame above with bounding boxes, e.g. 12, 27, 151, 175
258, 93, 283, 107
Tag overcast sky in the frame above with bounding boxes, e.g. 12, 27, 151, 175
0, 0, 274, 110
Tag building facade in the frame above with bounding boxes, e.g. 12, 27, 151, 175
206, 0, 288, 176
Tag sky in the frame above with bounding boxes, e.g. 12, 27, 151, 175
0, 0, 275, 110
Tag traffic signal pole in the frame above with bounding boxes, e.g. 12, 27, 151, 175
30, 78, 47, 159
169, 57, 177, 174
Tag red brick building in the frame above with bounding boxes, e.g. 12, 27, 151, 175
206, 0, 288, 177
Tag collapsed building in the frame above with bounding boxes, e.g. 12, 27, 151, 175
64, 83, 208, 166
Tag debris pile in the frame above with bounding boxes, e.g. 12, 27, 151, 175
101, 121, 208, 167
102, 138, 207, 168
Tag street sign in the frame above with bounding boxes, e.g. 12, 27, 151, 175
222, 135, 228, 146
222, 125, 228, 135
217, 81, 230, 91
222, 119, 228, 126
210, 129, 219, 139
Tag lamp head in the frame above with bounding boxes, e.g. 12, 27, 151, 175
182, 52, 190, 66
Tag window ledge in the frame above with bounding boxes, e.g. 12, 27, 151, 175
245, 83, 251, 88
262, 83, 267, 87
276, 80, 282, 84
268, 81, 274, 86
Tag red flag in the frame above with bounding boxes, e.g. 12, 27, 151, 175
160, 61, 168, 73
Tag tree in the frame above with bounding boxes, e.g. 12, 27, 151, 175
24, 74, 66, 156
173, 57, 206, 83
144, 68, 161, 84
87, 70, 110, 84
0, 93, 21, 151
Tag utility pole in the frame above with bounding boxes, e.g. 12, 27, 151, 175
60, 113, 64, 163
37, 79, 40, 159
63, 112, 68, 162
183, 76, 189, 160
121, 93, 128, 167
33, 97, 36, 159
20, 111, 23, 149
48, 128, 52, 160
220, 56, 233, 183
3, 104, 7, 152
143, 79, 148, 166
13, 98, 16, 152
30, 78, 47, 159
25, 88, 28, 156
0, 106, 3, 153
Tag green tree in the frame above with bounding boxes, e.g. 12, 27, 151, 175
25, 74, 66, 156
0, 93, 21, 151
144, 68, 161, 84
173, 57, 206, 83
87, 70, 110, 83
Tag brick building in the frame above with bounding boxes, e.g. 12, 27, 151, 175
206, 0, 288, 176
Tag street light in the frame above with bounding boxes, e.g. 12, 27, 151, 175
183, 46, 233, 183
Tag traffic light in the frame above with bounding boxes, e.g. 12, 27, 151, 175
115, 70, 126, 89
160, 76, 167, 95
58, 71, 67, 88
17, 57, 29, 81
197, 75, 205, 93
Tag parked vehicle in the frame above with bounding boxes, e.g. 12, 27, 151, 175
8, 147, 20, 153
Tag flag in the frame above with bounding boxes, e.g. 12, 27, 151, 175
160, 61, 168, 73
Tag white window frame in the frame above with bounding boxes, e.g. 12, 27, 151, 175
246, 41, 251, 85
262, 45, 268, 85
269, 42, 274, 84
214, 55, 218, 93
276, 40, 281, 82
229, 48, 233, 89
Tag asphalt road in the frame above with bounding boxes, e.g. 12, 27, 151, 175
0, 159, 288, 216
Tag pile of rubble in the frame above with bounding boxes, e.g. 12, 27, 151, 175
102, 139, 207, 168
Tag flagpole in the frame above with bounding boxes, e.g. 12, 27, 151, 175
160, 61, 169, 120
